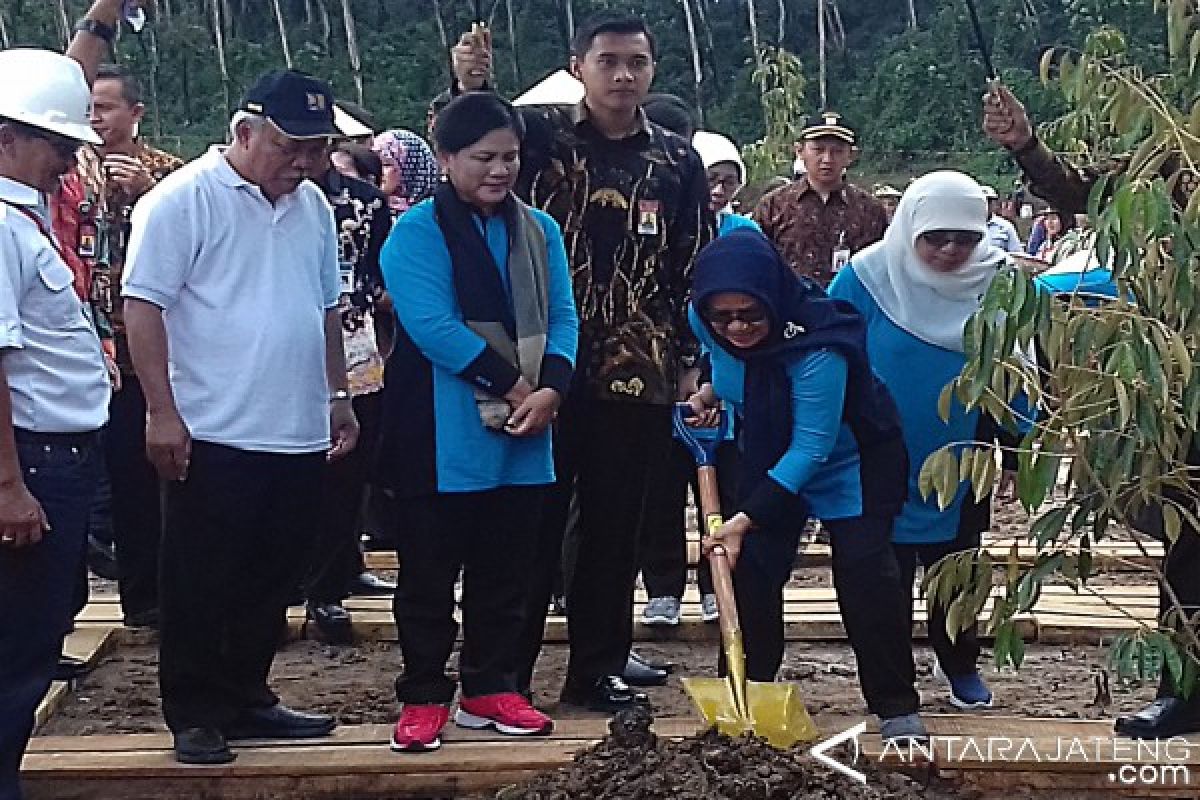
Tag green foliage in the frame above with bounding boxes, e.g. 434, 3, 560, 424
921, 0, 1200, 696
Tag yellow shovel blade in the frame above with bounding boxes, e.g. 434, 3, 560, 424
682, 677, 820, 748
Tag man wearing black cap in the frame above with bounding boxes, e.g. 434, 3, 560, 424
752, 112, 887, 287
123, 70, 359, 765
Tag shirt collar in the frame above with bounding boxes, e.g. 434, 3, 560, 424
209, 146, 253, 190
794, 176, 847, 203
0, 176, 42, 208
568, 101, 652, 138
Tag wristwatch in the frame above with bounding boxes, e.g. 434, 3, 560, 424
74, 17, 117, 44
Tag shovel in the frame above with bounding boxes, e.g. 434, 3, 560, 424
672, 404, 819, 749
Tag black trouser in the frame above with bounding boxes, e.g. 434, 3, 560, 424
106, 376, 163, 618
1159, 510, 1200, 698
731, 513, 919, 720
516, 397, 674, 691
306, 392, 381, 604
158, 441, 324, 732
392, 486, 543, 704
893, 526, 983, 678
639, 441, 740, 599
1, 430, 100, 800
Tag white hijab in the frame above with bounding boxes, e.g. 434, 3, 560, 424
852, 171, 1007, 353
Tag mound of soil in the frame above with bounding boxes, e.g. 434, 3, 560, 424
494, 707, 963, 800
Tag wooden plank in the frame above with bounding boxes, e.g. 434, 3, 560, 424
33, 627, 117, 732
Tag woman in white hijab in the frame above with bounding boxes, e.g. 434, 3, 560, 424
828, 170, 1022, 712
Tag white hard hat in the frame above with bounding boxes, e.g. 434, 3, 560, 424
692, 130, 747, 186
0, 49, 102, 145
980, 185, 999, 199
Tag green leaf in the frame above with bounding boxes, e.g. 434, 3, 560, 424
1029, 506, 1070, 549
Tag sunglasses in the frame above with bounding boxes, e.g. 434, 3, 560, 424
919, 230, 984, 248
704, 307, 768, 326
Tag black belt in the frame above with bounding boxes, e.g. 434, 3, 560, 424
13, 428, 102, 448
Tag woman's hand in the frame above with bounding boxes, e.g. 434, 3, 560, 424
505, 388, 560, 437
702, 512, 754, 569
685, 383, 720, 427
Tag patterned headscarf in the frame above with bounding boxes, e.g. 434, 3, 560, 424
371, 129, 440, 214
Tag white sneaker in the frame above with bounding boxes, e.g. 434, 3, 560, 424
700, 593, 719, 623
641, 596, 681, 626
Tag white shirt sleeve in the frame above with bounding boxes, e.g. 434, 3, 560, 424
317, 195, 340, 310
122, 185, 195, 310
0, 220, 26, 349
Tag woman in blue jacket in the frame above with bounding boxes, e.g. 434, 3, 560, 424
376, 93, 578, 752
829, 170, 1021, 711
686, 229, 925, 743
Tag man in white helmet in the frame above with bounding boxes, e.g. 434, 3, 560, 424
0, 2, 147, 798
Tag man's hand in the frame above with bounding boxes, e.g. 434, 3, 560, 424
505, 388, 560, 437
88, 0, 154, 23
328, 399, 360, 461
676, 366, 701, 402
105, 154, 154, 196
702, 512, 754, 570
104, 354, 122, 392
451, 28, 493, 92
146, 408, 191, 481
0, 481, 51, 548
996, 468, 1018, 503
684, 383, 720, 427
982, 84, 1034, 151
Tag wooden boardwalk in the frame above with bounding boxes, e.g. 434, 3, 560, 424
23, 715, 1200, 798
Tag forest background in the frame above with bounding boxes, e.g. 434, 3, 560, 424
0, 0, 1168, 190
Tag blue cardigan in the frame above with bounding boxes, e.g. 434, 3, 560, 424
379, 198, 578, 493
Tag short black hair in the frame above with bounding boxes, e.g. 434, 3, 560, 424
433, 92, 525, 154
95, 64, 143, 107
335, 142, 383, 186
642, 93, 693, 138
571, 13, 657, 59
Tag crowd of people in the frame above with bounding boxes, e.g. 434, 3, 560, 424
2, 1, 1198, 798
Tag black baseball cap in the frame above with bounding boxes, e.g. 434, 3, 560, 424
239, 70, 337, 139
799, 111, 856, 145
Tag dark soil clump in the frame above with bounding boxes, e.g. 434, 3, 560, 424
494, 707, 963, 800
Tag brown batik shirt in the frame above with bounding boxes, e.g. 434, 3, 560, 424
512, 101, 715, 405
752, 177, 887, 287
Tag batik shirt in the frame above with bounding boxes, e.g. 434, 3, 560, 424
513, 101, 714, 405
752, 178, 887, 287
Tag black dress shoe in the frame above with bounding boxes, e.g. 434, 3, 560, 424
628, 649, 675, 673
55, 655, 90, 682
622, 654, 668, 687
173, 727, 235, 764
561, 675, 649, 713
225, 704, 336, 740
123, 608, 160, 630
305, 602, 354, 645
1116, 697, 1200, 739
347, 571, 397, 596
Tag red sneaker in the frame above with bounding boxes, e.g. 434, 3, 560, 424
455, 693, 554, 736
390, 704, 450, 752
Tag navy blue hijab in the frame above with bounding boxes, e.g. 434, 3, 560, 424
691, 230, 903, 507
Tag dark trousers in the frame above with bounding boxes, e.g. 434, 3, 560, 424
392, 486, 543, 704
1, 431, 100, 800
516, 397, 674, 691
106, 376, 163, 618
732, 513, 919, 720
158, 441, 324, 732
639, 441, 739, 599
1159, 512, 1200, 698
306, 392, 381, 604
893, 526, 983, 678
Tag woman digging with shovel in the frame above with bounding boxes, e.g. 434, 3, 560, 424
684, 229, 928, 745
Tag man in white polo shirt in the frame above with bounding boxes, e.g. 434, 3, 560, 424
123, 70, 359, 765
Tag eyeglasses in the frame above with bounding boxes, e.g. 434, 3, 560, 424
704, 307, 768, 326
708, 175, 741, 192
919, 230, 984, 248
25, 127, 83, 158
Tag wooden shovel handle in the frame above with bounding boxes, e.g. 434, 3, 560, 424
697, 466, 742, 644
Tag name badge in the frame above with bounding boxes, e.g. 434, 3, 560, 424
338, 262, 355, 296
832, 248, 851, 274
637, 200, 660, 236
78, 231, 96, 260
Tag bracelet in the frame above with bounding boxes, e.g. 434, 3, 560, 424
74, 17, 117, 44
330, 388, 351, 402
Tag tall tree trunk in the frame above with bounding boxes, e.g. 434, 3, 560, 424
316, 0, 333, 49
506, 0, 522, 88
680, 0, 704, 124
746, 0, 763, 70
0, 8, 9, 49
693, 0, 720, 96
340, 0, 365, 105
271, 0, 294, 67
777, 0, 785, 45
907, 0, 917, 29
817, 0, 827, 108
430, 0, 449, 51
145, 26, 164, 139
55, 0, 71, 48
210, 0, 232, 117
563, 0, 575, 42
